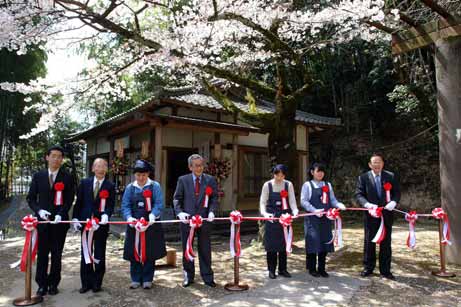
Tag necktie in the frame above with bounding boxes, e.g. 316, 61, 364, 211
375, 175, 382, 198
49, 173, 54, 189
94, 180, 100, 199
195, 177, 200, 196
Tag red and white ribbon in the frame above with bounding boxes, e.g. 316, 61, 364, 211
185, 215, 203, 262
12, 215, 39, 271
54, 182, 64, 206
99, 189, 109, 213
326, 208, 343, 248
229, 211, 242, 257
142, 189, 152, 212
279, 213, 293, 255
432, 208, 451, 245
280, 190, 289, 210
82, 217, 100, 264
370, 207, 386, 244
134, 217, 149, 263
383, 182, 392, 203
405, 211, 418, 249
321, 185, 329, 205
203, 186, 213, 208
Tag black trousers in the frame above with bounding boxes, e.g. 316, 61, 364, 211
267, 251, 287, 273
80, 226, 109, 288
35, 223, 69, 288
180, 222, 214, 283
306, 252, 327, 272
363, 211, 393, 274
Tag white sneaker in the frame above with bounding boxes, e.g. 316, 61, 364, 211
129, 282, 141, 289
142, 282, 152, 289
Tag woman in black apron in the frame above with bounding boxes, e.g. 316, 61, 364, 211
259, 164, 299, 279
121, 160, 167, 289
301, 162, 346, 277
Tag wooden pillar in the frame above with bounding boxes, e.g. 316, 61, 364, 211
109, 138, 114, 181
154, 125, 163, 182
232, 135, 239, 210
435, 36, 461, 264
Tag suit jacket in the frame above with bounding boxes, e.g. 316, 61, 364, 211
355, 170, 401, 207
173, 173, 219, 217
27, 168, 75, 221
72, 177, 116, 221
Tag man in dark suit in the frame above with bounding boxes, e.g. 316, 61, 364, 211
355, 153, 401, 280
173, 154, 219, 288
72, 158, 115, 293
27, 145, 75, 296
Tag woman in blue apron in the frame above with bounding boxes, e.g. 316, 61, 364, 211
121, 160, 166, 289
259, 164, 299, 279
301, 162, 346, 277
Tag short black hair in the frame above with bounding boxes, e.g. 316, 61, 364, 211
47, 145, 65, 157
370, 152, 385, 162
272, 164, 288, 176
308, 162, 326, 180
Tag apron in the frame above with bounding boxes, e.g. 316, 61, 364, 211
264, 182, 292, 252
123, 184, 167, 262
304, 181, 334, 254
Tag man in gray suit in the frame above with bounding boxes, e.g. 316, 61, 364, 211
173, 154, 219, 288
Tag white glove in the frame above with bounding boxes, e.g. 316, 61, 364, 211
314, 209, 324, 217
262, 212, 274, 223
385, 201, 397, 211
71, 218, 81, 232
38, 210, 51, 220
100, 214, 109, 225
127, 217, 137, 228
177, 212, 190, 224
208, 211, 215, 222
51, 215, 61, 224
364, 202, 378, 210
336, 203, 346, 210
149, 213, 156, 225
292, 209, 299, 217
135, 221, 149, 233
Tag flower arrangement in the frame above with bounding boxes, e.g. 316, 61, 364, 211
111, 156, 129, 176
205, 158, 232, 197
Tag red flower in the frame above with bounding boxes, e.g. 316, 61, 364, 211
205, 186, 213, 196
99, 189, 109, 199
280, 190, 288, 198
383, 182, 392, 191
54, 182, 65, 191
142, 189, 152, 198
321, 185, 329, 193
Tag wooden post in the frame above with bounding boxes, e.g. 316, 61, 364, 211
431, 219, 455, 277
224, 224, 249, 291
13, 232, 43, 306
435, 36, 461, 265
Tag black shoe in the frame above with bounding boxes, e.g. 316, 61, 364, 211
48, 286, 59, 295
92, 286, 102, 293
360, 270, 373, 277
182, 280, 194, 287
269, 271, 276, 279
309, 270, 320, 277
319, 271, 329, 278
36, 287, 47, 296
381, 273, 395, 280
79, 286, 91, 294
204, 281, 217, 288
278, 271, 292, 278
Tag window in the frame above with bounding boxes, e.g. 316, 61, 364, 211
242, 151, 271, 197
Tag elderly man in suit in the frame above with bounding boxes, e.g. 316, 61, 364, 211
27, 145, 75, 296
173, 154, 219, 288
72, 158, 115, 293
355, 153, 401, 280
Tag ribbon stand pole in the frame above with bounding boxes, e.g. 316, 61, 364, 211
224, 223, 248, 291
432, 218, 455, 277
13, 232, 43, 306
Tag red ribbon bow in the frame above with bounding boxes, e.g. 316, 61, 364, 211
203, 186, 213, 208
99, 190, 109, 212
279, 213, 293, 254
229, 211, 243, 257
19, 215, 39, 272
321, 185, 329, 204
370, 207, 386, 244
82, 217, 100, 264
280, 190, 289, 210
134, 217, 149, 264
405, 211, 418, 249
142, 189, 153, 212
185, 215, 203, 262
383, 182, 392, 202
54, 182, 65, 206
432, 208, 451, 245
325, 208, 343, 247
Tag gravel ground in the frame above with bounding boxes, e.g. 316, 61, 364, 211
0, 200, 460, 307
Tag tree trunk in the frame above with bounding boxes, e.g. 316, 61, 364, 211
435, 36, 461, 264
